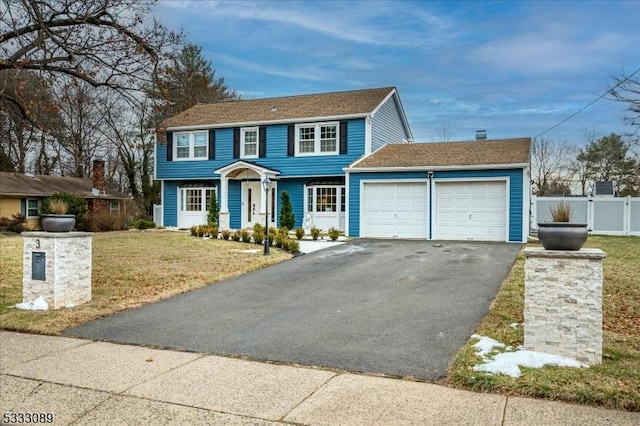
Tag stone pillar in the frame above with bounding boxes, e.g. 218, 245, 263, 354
523, 247, 605, 365
22, 232, 92, 309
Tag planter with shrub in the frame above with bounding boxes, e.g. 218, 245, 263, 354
537, 202, 587, 251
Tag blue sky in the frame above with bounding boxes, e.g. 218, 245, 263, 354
156, 0, 640, 144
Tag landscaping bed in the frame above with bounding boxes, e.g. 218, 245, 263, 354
444, 235, 640, 411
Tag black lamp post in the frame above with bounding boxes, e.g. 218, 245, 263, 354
262, 176, 272, 255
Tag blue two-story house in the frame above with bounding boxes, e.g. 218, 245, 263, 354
155, 87, 413, 232
156, 86, 531, 242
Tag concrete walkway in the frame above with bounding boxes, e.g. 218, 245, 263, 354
1, 332, 637, 425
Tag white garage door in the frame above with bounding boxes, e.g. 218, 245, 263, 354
435, 181, 507, 241
362, 182, 428, 238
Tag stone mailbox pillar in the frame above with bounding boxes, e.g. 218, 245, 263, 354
523, 247, 605, 365
22, 231, 93, 309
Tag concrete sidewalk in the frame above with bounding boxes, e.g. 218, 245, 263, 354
1, 332, 637, 426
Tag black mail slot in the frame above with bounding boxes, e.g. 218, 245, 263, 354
32, 252, 45, 281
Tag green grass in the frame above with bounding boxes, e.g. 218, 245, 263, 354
0, 231, 290, 335
443, 235, 640, 412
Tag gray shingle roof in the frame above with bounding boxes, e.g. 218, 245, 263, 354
350, 138, 531, 169
0, 172, 129, 199
163, 87, 396, 129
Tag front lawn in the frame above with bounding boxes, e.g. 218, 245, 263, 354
0, 231, 291, 334
444, 235, 640, 411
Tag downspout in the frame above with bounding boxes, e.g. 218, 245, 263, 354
428, 171, 434, 239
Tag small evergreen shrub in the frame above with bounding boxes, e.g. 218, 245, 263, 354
327, 227, 340, 241
89, 212, 126, 232
268, 227, 277, 245
295, 227, 305, 240
221, 229, 231, 240
0, 214, 26, 233
253, 223, 264, 234
205, 225, 218, 238
279, 190, 295, 230
310, 226, 321, 241
131, 218, 156, 230
287, 239, 300, 253
231, 231, 241, 241
240, 229, 251, 243
207, 192, 219, 226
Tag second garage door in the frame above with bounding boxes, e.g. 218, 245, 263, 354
362, 182, 428, 238
435, 180, 507, 241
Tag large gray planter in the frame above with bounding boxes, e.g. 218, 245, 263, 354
40, 214, 76, 232
537, 222, 588, 251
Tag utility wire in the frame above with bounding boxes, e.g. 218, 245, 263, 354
534, 66, 640, 139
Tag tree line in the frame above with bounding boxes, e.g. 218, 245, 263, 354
1, 0, 239, 215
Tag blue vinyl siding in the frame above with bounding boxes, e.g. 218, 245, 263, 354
229, 180, 242, 229
163, 181, 179, 227
348, 169, 524, 242
156, 120, 366, 180
276, 178, 307, 229
371, 94, 410, 151
348, 171, 427, 237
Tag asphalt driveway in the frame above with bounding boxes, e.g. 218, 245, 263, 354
65, 239, 521, 380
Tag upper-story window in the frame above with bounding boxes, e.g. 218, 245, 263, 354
295, 122, 339, 156
174, 131, 208, 160
241, 127, 258, 159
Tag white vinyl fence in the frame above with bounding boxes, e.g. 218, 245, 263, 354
531, 196, 640, 236
153, 204, 163, 227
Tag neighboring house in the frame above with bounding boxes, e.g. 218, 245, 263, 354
155, 87, 531, 242
0, 160, 130, 230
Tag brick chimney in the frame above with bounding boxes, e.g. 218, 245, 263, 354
92, 159, 105, 192
91, 159, 109, 214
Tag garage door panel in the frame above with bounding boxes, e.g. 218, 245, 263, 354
436, 181, 507, 242
363, 182, 428, 238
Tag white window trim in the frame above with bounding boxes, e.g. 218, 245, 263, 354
304, 185, 346, 213
240, 127, 259, 159
109, 200, 120, 213
179, 187, 217, 213
295, 122, 340, 157
26, 198, 39, 218
173, 131, 208, 161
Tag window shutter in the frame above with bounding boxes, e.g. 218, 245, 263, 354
208, 130, 216, 160
233, 128, 240, 159
339, 121, 348, 154
259, 126, 267, 158
287, 125, 295, 156
20, 198, 26, 217
166, 131, 173, 161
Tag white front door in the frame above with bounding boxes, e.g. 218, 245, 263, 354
242, 181, 276, 229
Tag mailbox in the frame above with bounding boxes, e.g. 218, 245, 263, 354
32, 252, 45, 281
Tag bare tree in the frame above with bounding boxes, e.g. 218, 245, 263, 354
609, 68, 640, 142
1, 0, 181, 123
531, 138, 573, 195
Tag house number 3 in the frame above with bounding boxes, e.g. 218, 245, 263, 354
35, 239, 40, 249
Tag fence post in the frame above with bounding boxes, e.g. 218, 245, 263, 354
587, 197, 594, 232
624, 196, 631, 236
531, 195, 537, 231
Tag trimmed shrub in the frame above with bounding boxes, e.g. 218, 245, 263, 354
231, 231, 241, 241
89, 212, 126, 232
253, 223, 264, 234
221, 229, 231, 240
207, 192, 219, 226
287, 239, 300, 253
240, 229, 251, 243
253, 230, 264, 245
310, 226, 321, 241
268, 227, 277, 246
327, 227, 340, 241
295, 227, 305, 240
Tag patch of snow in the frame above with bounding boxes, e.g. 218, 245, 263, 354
470, 334, 587, 378
16, 296, 49, 311
510, 322, 520, 329
232, 249, 259, 254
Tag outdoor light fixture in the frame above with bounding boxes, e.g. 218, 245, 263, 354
262, 176, 272, 255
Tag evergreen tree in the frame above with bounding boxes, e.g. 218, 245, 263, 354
208, 191, 219, 226
279, 191, 295, 230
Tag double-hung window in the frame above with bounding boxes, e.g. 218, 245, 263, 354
174, 131, 208, 160
241, 127, 258, 159
26, 199, 39, 218
296, 122, 339, 156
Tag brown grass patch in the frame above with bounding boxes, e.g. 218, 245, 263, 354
0, 231, 290, 334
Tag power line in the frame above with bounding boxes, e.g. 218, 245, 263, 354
534, 67, 640, 139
